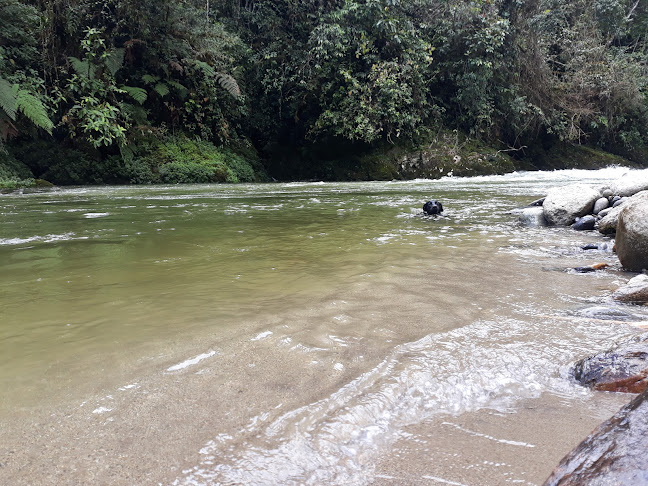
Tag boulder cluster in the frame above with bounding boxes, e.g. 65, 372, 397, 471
520, 169, 648, 272
529, 169, 648, 485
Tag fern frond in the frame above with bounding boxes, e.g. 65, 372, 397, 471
215, 73, 241, 98
154, 83, 170, 97
142, 74, 160, 85
69, 56, 96, 79
105, 48, 125, 76
121, 85, 147, 104
193, 60, 216, 77
15, 90, 54, 134
0, 77, 18, 120
167, 80, 188, 99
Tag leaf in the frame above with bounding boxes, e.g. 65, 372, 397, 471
142, 74, 160, 85
121, 85, 148, 104
0, 77, 18, 120
215, 73, 241, 98
15, 90, 54, 134
69, 56, 95, 79
154, 83, 170, 97
105, 48, 125, 76
167, 80, 188, 99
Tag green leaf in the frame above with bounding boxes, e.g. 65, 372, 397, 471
142, 74, 160, 85
154, 83, 170, 97
15, 90, 54, 134
105, 48, 125, 76
121, 85, 148, 104
0, 77, 18, 120
69, 56, 96, 79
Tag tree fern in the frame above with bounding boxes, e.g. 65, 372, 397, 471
154, 82, 170, 97
0, 77, 18, 120
0, 77, 53, 134
69, 56, 96, 79
105, 48, 125, 76
142, 74, 160, 84
215, 73, 241, 98
121, 85, 148, 104
167, 80, 188, 99
15, 90, 54, 134
192, 60, 241, 98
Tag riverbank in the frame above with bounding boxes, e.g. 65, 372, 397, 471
1, 133, 642, 190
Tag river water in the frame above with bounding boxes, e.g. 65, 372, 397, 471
1, 168, 646, 485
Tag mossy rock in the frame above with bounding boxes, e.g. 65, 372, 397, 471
530, 143, 639, 170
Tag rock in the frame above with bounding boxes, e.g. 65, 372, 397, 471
580, 242, 613, 252
610, 169, 648, 197
572, 263, 609, 273
596, 207, 611, 218
543, 184, 601, 226
616, 192, 648, 271
592, 197, 609, 214
423, 200, 444, 215
602, 188, 614, 198
543, 388, 648, 486
613, 274, 648, 303
574, 306, 637, 322
612, 197, 627, 208
572, 215, 596, 231
596, 204, 624, 234
519, 207, 548, 227
527, 197, 545, 207
572, 333, 648, 393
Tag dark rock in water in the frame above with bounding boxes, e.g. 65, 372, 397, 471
423, 200, 444, 215
573, 333, 648, 393
527, 197, 545, 207
572, 263, 609, 273
572, 215, 596, 231
580, 244, 599, 250
580, 242, 613, 252
543, 388, 648, 486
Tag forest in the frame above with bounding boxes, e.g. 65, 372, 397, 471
1, 0, 647, 186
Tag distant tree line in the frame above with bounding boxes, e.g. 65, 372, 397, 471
1, 0, 647, 185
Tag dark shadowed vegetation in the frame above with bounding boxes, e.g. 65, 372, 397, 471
1, 0, 647, 186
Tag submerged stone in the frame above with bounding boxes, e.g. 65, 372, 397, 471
572, 333, 648, 393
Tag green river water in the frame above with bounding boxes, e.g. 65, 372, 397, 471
1, 170, 646, 485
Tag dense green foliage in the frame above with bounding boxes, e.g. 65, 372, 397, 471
1, 0, 647, 186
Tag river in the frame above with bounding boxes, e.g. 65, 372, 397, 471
1, 168, 646, 485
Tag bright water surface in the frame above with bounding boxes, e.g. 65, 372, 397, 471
1, 168, 647, 485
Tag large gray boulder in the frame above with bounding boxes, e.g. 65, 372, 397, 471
543, 388, 648, 486
609, 169, 648, 197
616, 192, 648, 271
543, 184, 601, 226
